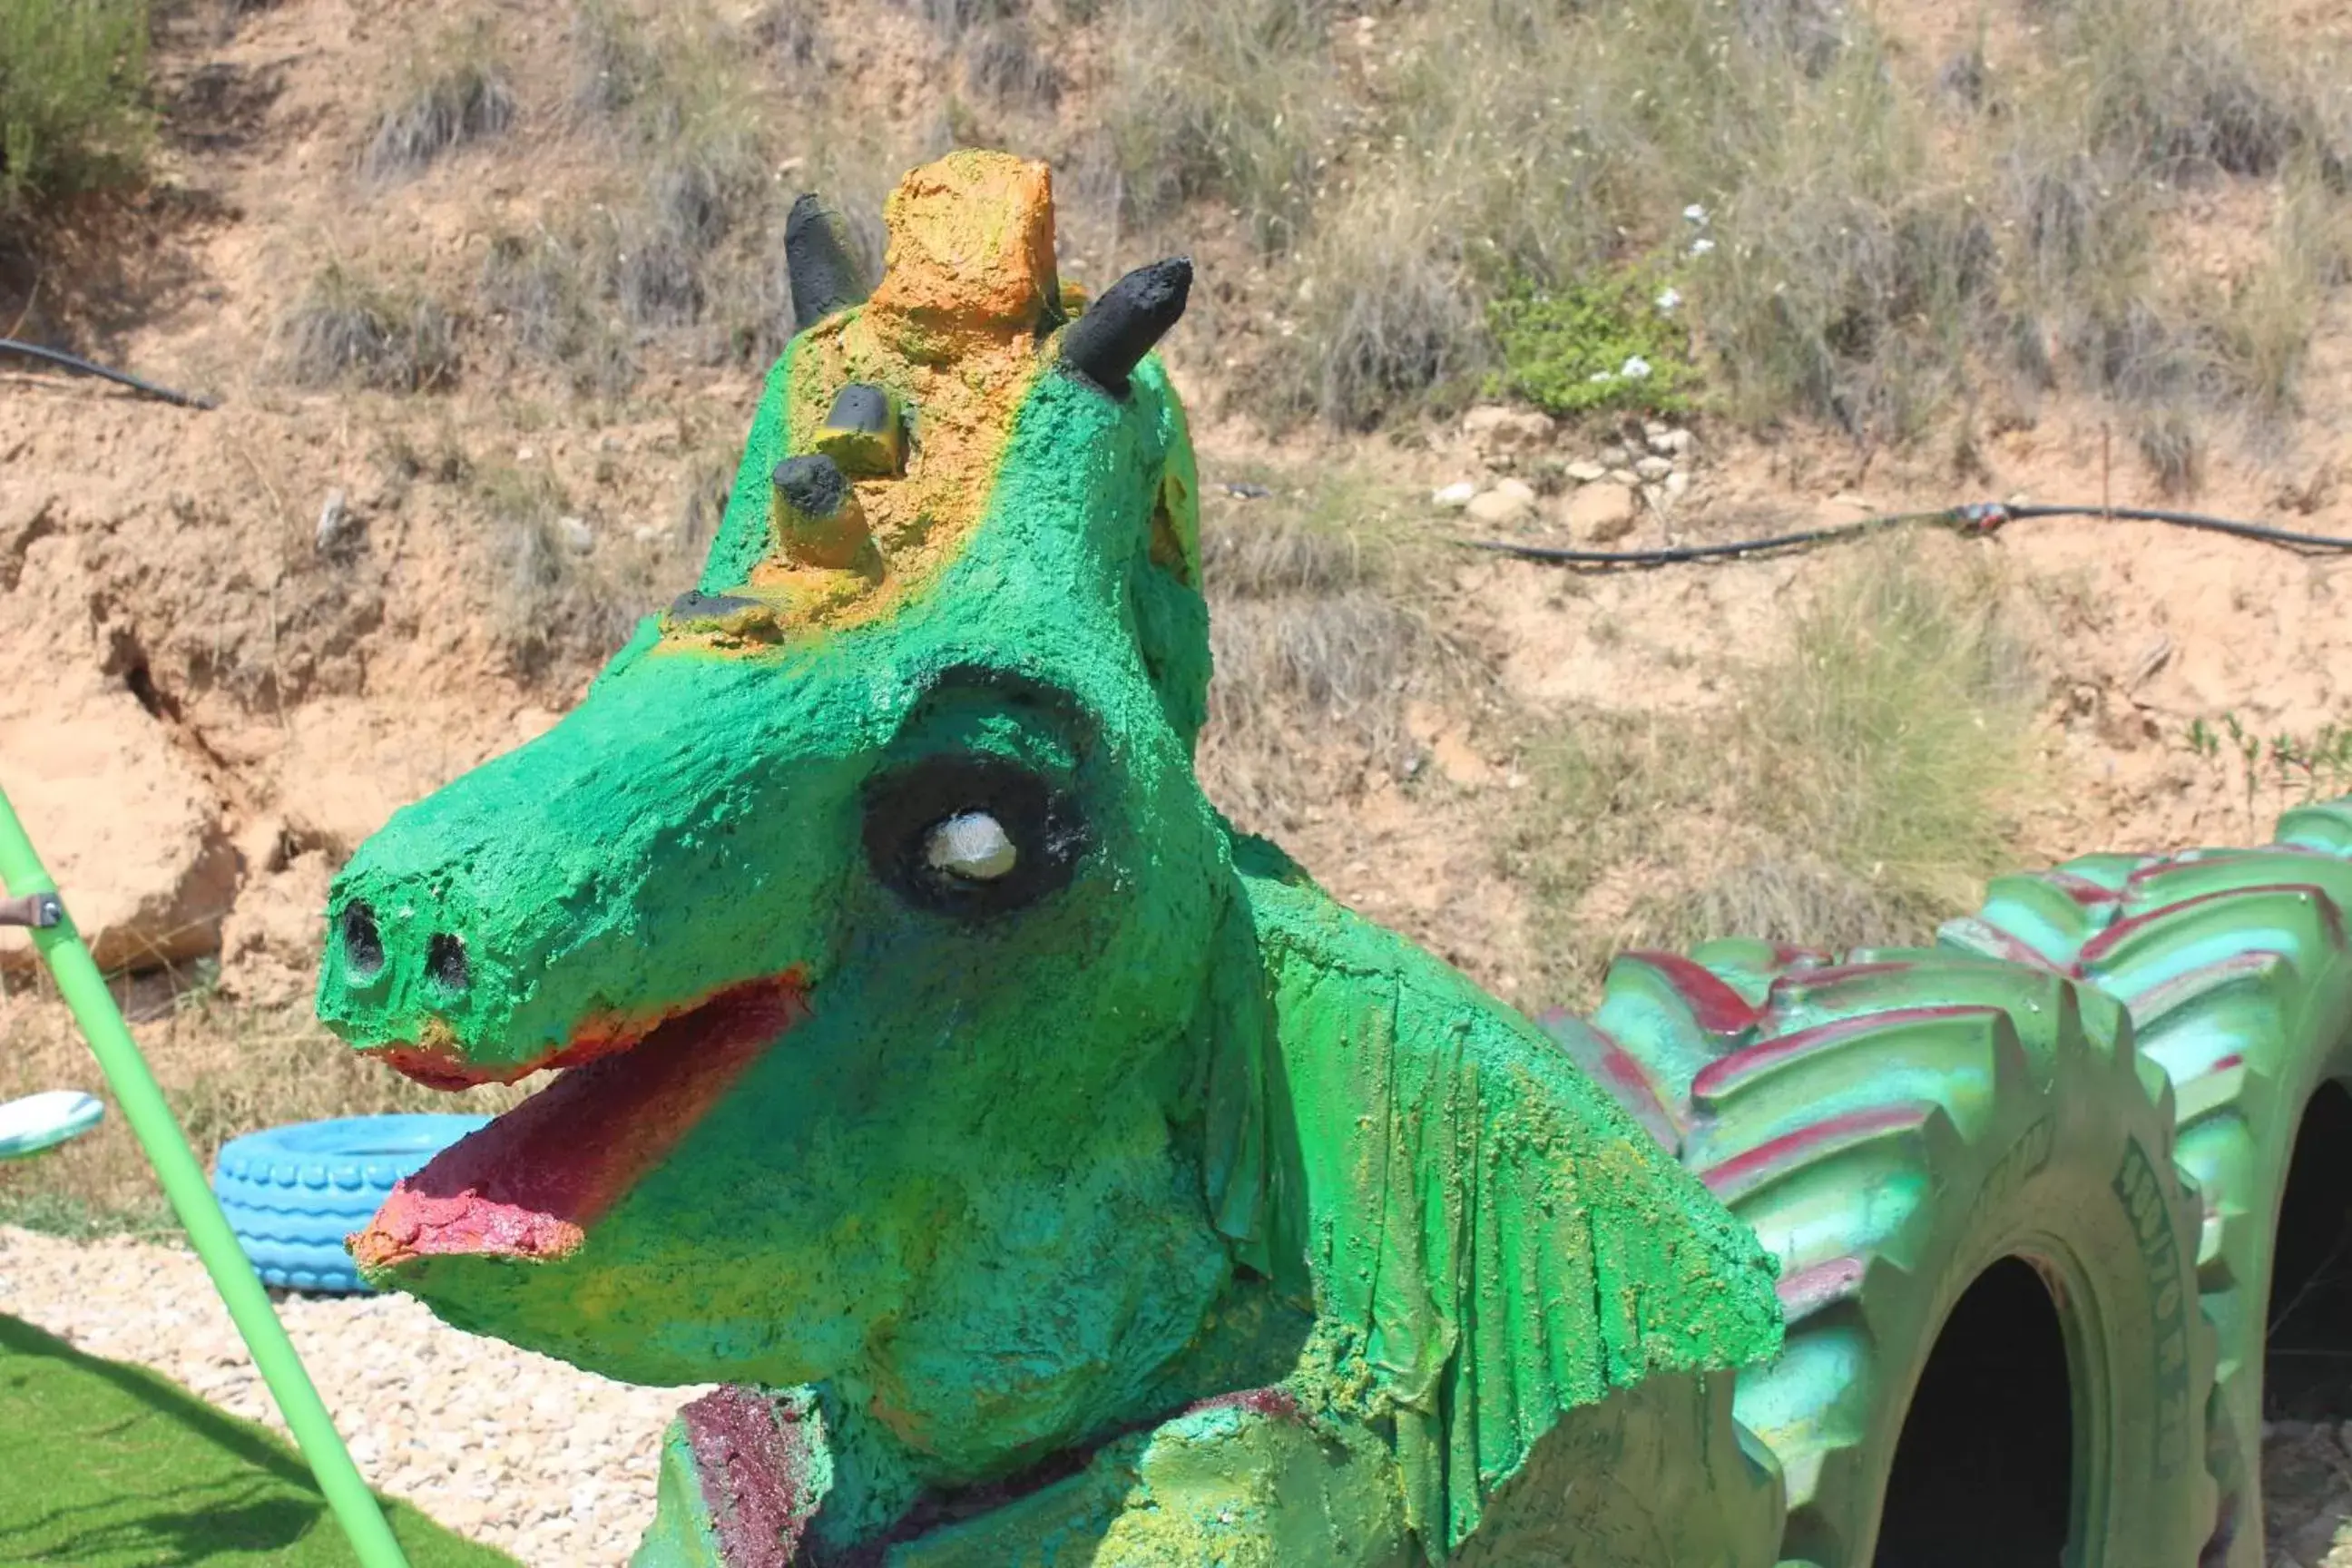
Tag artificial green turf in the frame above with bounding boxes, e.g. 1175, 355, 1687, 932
0, 1313, 518, 1566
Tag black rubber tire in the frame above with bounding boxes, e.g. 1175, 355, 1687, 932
211, 1113, 489, 1293
1546, 940, 2214, 1567
1946, 797, 2352, 1568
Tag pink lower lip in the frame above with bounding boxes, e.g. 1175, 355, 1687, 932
350, 977, 808, 1271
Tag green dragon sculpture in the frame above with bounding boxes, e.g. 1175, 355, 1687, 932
315, 150, 2352, 1567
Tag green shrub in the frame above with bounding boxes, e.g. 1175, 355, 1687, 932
2185, 711, 2352, 829
1485, 270, 1696, 417
0, 0, 150, 209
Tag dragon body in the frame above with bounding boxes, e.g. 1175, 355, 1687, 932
315, 152, 2352, 1567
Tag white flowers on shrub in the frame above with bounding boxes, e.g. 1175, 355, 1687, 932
1589, 369, 1616, 383
1683, 202, 1710, 226
1655, 287, 1682, 313
1621, 355, 1652, 379
1690, 237, 1716, 258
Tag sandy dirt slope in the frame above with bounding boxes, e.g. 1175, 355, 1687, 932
5, 0, 2349, 996
2, 0, 2351, 1559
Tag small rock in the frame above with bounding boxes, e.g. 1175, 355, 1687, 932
1462, 405, 1555, 456
1564, 459, 1608, 484
1633, 456, 1674, 481
1598, 445, 1633, 467
1663, 471, 1690, 503
1465, 486, 1536, 526
1221, 481, 1272, 500
1566, 481, 1639, 544
631, 524, 664, 544
1494, 476, 1537, 504
1647, 428, 1693, 457
1432, 481, 1478, 510
315, 489, 357, 553
1642, 420, 1670, 440
1606, 467, 1641, 487
441, 1498, 491, 1533
555, 515, 595, 554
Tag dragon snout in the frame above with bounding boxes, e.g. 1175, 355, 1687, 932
318, 623, 861, 1086
320, 882, 520, 1084
330, 897, 472, 1000
328, 892, 476, 1011
317, 865, 554, 1085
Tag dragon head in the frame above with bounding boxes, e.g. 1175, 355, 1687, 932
319, 152, 1244, 1473
317, 152, 1783, 1551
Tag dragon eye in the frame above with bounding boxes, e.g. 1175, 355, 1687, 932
863, 756, 1085, 919
925, 812, 1017, 881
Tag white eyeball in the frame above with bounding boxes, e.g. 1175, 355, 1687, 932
925, 811, 1018, 881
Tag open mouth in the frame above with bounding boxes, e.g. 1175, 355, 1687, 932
350, 976, 808, 1274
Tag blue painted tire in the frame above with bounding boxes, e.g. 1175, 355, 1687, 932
211, 1114, 489, 1294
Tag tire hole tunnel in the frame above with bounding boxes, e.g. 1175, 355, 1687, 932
2266, 1081, 2352, 1419
1873, 1257, 2073, 1567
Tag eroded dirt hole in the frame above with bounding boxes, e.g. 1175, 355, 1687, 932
1873, 1257, 2073, 1567
2265, 1081, 2352, 1419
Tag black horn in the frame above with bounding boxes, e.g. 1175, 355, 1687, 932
1058, 257, 1191, 397
786, 194, 870, 332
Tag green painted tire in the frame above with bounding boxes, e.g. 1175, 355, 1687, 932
1945, 797, 2352, 1568
1547, 941, 2213, 1567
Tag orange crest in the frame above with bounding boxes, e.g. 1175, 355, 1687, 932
867, 151, 1063, 357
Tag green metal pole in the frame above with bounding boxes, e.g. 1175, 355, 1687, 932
0, 783, 412, 1568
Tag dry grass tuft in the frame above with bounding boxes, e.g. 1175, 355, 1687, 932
360, 49, 514, 182
751, 0, 828, 68
2053, 0, 2347, 186
570, 0, 796, 358
1196, 472, 1468, 830
279, 264, 460, 392
900, 0, 1016, 44
2133, 405, 2205, 495
960, 19, 1060, 114
1106, 0, 1339, 251
480, 230, 640, 397
1274, 186, 1483, 428
1503, 542, 2041, 1005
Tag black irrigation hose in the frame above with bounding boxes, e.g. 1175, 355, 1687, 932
0, 338, 217, 410
2002, 501, 2352, 551
1461, 500, 2352, 569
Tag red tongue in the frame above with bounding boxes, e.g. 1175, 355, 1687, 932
352, 980, 808, 1271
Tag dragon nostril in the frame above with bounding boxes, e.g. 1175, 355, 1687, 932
340, 902, 385, 980
426, 933, 471, 994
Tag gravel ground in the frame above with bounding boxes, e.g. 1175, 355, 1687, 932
11, 1225, 2352, 1563
0, 1226, 703, 1565
2268, 1420, 2352, 1566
